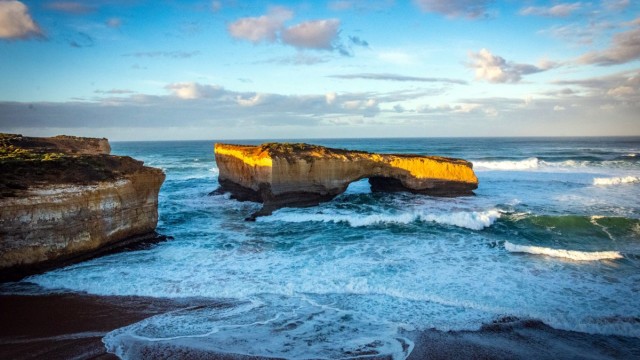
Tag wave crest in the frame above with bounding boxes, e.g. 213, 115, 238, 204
593, 176, 640, 186
504, 241, 623, 261
261, 209, 501, 230
473, 158, 540, 170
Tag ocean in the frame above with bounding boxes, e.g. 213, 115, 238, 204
4, 137, 640, 359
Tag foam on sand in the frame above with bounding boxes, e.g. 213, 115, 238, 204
103, 296, 413, 360
504, 241, 623, 261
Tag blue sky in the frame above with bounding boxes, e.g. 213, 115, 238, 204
0, 0, 639, 140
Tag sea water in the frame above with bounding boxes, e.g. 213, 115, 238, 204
11, 138, 640, 358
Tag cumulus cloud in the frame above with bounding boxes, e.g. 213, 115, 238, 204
47, 1, 96, 14
0, 1, 43, 40
330, 73, 467, 84
413, 0, 492, 19
468, 49, 555, 83
228, 8, 349, 54
227, 6, 293, 44
520, 2, 582, 17
281, 19, 340, 50
577, 25, 640, 65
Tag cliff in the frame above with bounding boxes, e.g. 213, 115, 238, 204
0, 134, 165, 281
214, 142, 478, 219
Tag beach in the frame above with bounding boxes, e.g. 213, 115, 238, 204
2, 293, 639, 359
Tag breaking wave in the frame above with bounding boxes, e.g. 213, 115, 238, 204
473, 158, 540, 170
593, 176, 640, 186
260, 209, 501, 231
504, 241, 623, 261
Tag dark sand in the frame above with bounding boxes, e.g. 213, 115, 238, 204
1, 293, 639, 360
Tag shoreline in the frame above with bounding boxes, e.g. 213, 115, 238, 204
1, 293, 639, 360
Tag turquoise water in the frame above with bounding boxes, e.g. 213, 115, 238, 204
16, 138, 640, 358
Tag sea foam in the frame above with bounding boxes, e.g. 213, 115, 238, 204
504, 241, 623, 261
593, 176, 640, 186
473, 158, 540, 170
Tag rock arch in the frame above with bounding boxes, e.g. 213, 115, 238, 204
213, 143, 478, 220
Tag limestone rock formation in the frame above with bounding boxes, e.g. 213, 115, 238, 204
214, 143, 478, 220
0, 134, 165, 281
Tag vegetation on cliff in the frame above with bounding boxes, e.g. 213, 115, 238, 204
0, 133, 148, 197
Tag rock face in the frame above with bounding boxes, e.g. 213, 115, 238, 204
214, 143, 478, 219
0, 134, 165, 281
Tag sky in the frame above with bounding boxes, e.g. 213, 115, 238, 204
0, 0, 639, 140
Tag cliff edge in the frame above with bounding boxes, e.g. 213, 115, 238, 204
0, 134, 165, 281
214, 142, 478, 220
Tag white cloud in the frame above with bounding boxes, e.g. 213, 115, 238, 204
413, 0, 492, 19
228, 8, 344, 53
281, 19, 340, 50
236, 93, 268, 107
520, 2, 582, 17
554, 105, 566, 111
227, 6, 293, 44
166, 82, 223, 99
577, 25, 640, 66
0, 1, 43, 40
325, 92, 337, 105
469, 49, 553, 83
607, 85, 635, 97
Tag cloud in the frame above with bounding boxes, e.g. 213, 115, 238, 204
46, 1, 96, 14
413, 0, 492, 19
106, 17, 122, 28
165, 83, 224, 100
554, 69, 640, 100
577, 25, 640, 65
281, 19, 340, 50
228, 8, 348, 54
520, 2, 582, 17
349, 36, 369, 47
328, 0, 395, 12
0, 0, 44, 40
68, 32, 94, 48
468, 49, 555, 83
211, 0, 222, 12
123, 51, 201, 59
227, 6, 293, 44
603, 0, 629, 11
94, 89, 135, 95
0, 82, 411, 133
329, 73, 467, 84
541, 22, 616, 45
259, 53, 330, 66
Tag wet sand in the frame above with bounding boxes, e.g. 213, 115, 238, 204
1, 293, 639, 360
